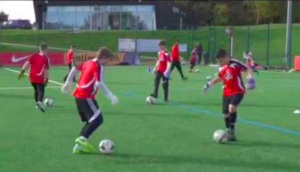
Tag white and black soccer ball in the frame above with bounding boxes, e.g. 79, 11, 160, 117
213, 130, 227, 143
44, 98, 54, 107
99, 139, 115, 155
146, 96, 156, 105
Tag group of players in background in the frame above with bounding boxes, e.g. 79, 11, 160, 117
18, 38, 259, 153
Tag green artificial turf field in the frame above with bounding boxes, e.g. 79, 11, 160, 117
1, 65, 300, 172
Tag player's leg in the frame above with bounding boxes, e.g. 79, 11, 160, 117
31, 83, 38, 103
175, 61, 187, 80
170, 62, 176, 72
74, 98, 102, 153
35, 83, 46, 113
80, 99, 103, 138
162, 76, 169, 102
189, 61, 196, 72
150, 72, 162, 98
63, 63, 72, 82
222, 96, 231, 130
227, 93, 244, 141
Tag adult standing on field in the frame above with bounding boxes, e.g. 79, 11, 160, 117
170, 39, 188, 80
63, 44, 76, 82
197, 43, 203, 65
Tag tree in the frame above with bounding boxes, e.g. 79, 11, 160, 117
243, 1, 285, 24
0, 11, 8, 23
213, 4, 230, 25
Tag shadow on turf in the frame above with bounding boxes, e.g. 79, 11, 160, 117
227, 140, 300, 150
242, 103, 297, 109
105, 110, 200, 118
0, 94, 32, 100
84, 152, 300, 171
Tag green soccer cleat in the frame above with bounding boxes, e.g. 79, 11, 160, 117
73, 144, 83, 154
74, 137, 95, 153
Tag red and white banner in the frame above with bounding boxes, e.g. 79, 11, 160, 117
0, 52, 66, 66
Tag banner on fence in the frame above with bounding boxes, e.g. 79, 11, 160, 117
118, 38, 187, 52
0, 51, 139, 66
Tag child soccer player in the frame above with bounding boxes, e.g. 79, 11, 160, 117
202, 49, 255, 141
170, 39, 188, 80
18, 42, 50, 113
63, 44, 76, 82
189, 46, 198, 73
61, 47, 119, 153
243, 51, 265, 74
149, 40, 171, 102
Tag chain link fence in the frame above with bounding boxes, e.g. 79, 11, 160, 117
1, 24, 300, 68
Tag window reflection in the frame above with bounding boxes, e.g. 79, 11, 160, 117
44, 5, 156, 30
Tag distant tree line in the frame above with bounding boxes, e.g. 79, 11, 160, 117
176, 1, 300, 26
0, 11, 8, 23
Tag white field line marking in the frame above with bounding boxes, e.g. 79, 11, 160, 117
0, 86, 61, 90
4, 68, 64, 86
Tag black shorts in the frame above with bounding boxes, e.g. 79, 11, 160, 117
75, 98, 102, 123
223, 93, 244, 114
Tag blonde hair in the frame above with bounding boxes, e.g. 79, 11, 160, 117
96, 47, 115, 60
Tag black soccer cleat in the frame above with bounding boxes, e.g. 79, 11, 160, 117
226, 129, 237, 142
182, 77, 188, 81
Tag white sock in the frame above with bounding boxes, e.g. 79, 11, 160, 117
79, 136, 87, 141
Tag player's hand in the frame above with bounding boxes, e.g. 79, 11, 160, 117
18, 69, 25, 80
44, 78, 49, 86
152, 68, 157, 75
202, 83, 211, 93
164, 71, 171, 79
110, 95, 119, 105
246, 77, 255, 90
61, 84, 71, 94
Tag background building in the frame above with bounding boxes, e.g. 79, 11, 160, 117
33, 0, 200, 31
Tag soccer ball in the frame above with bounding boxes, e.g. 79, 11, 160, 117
195, 69, 199, 73
213, 130, 227, 143
146, 96, 156, 105
44, 98, 54, 107
206, 76, 212, 81
99, 139, 114, 155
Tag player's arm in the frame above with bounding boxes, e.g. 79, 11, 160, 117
44, 69, 49, 86
61, 67, 78, 94
18, 60, 30, 80
163, 54, 172, 78
152, 60, 159, 73
202, 76, 222, 93
94, 66, 119, 105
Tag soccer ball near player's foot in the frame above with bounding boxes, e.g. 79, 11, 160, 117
99, 139, 114, 155
44, 98, 54, 107
213, 130, 227, 143
146, 96, 156, 105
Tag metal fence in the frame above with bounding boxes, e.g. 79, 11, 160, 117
0, 24, 299, 68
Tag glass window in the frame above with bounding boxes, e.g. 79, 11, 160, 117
45, 6, 76, 30
44, 5, 156, 31
76, 6, 91, 30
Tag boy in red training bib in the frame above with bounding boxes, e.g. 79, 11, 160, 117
19, 42, 50, 113
202, 49, 255, 141
149, 40, 171, 102
189, 46, 198, 73
61, 47, 118, 154
63, 44, 76, 82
